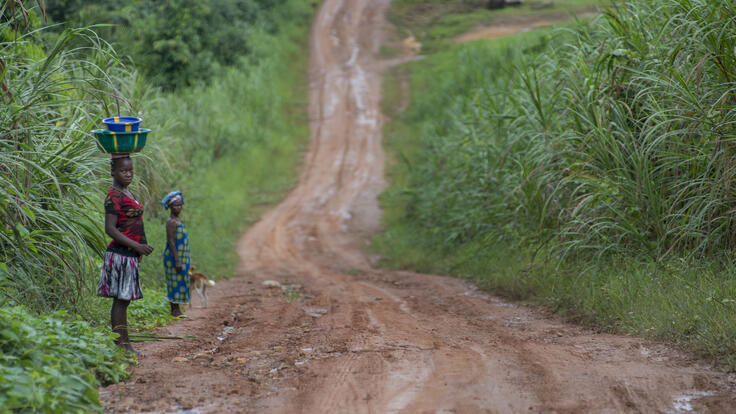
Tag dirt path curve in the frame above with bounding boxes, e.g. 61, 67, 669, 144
101, 0, 736, 412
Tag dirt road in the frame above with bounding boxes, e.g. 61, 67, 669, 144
101, 0, 736, 412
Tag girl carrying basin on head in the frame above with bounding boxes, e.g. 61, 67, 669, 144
97, 154, 154, 356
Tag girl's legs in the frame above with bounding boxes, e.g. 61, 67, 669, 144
111, 298, 136, 353
170, 302, 182, 317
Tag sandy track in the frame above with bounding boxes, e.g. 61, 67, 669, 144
101, 0, 736, 412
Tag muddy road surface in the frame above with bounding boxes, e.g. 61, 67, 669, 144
101, 0, 736, 412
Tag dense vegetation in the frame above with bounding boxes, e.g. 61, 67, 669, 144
1, 0, 312, 411
0, 307, 130, 412
378, 0, 736, 368
45, 0, 285, 89
1, 5, 127, 315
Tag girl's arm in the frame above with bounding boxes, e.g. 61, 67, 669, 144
105, 213, 154, 256
166, 219, 183, 271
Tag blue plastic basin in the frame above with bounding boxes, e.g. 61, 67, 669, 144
103, 116, 143, 132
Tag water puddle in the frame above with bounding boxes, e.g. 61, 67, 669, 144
262, 280, 282, 289
638, 345, 669, 362
217, 326, 235, 341
460, 290, 491, 301
457, 284, 514, 307
303, 306, 329, 318
503, 316, 527, 327
668, 391, 715, 413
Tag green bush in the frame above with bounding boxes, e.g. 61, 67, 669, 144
0, 306, 130, 413
44, 0, 287, 89
127, 288, 174, 331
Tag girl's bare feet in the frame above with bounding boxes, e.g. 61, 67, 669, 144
120, 342, 140, 355
170, 302, 182, 317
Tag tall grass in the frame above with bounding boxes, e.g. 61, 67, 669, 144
0, 11, 141, 312
554, 0, 736, 259
386, 0, 736, 261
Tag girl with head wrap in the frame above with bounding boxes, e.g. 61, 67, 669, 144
161, 191, 191, 317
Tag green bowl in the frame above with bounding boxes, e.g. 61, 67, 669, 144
93, 129, 150, 154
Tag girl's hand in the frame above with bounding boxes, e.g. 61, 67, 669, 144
175, 260, 183, 272
135, 243, 154, 256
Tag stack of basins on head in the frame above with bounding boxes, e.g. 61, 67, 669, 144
93, 116, 150, 154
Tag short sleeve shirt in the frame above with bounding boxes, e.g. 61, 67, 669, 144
105, 187, 147, 256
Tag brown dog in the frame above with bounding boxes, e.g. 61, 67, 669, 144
188, 266, 215, 308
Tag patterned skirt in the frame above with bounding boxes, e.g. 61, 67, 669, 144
97, 250, 143, 300
164, 262, 190, 304
163, 222, 191, 304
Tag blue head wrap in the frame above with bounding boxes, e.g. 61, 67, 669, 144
161, 190, 184, 209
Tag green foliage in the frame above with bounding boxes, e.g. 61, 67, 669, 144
44, 0, 287, 89
127, 288, 174, 331
0, 306, 130, 413
385, 0, 736, 260
0, 12, 141, 313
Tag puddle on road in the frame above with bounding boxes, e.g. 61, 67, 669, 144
217, 326, 235, 341
638, 345, 670, 363
303, 306, 329, 318
503, 316, 528, 328
460, 290, 491, 301
456, 284, 514, 307
668, 391, 715, 413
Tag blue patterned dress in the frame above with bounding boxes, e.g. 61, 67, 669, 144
163, 222, 190, 304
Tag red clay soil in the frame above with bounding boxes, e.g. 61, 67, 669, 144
455, 17, 569, 43
454, 12, 598, 43
100, 0, 736, 412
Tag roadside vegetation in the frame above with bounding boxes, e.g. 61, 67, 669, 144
44, 0, 286, 90
377, 0, 736, 369
1, 0, 312, 411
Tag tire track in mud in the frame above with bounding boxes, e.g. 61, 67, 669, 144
100, 0, 736, 412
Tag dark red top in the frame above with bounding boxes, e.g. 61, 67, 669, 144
105, 187, 147, 256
